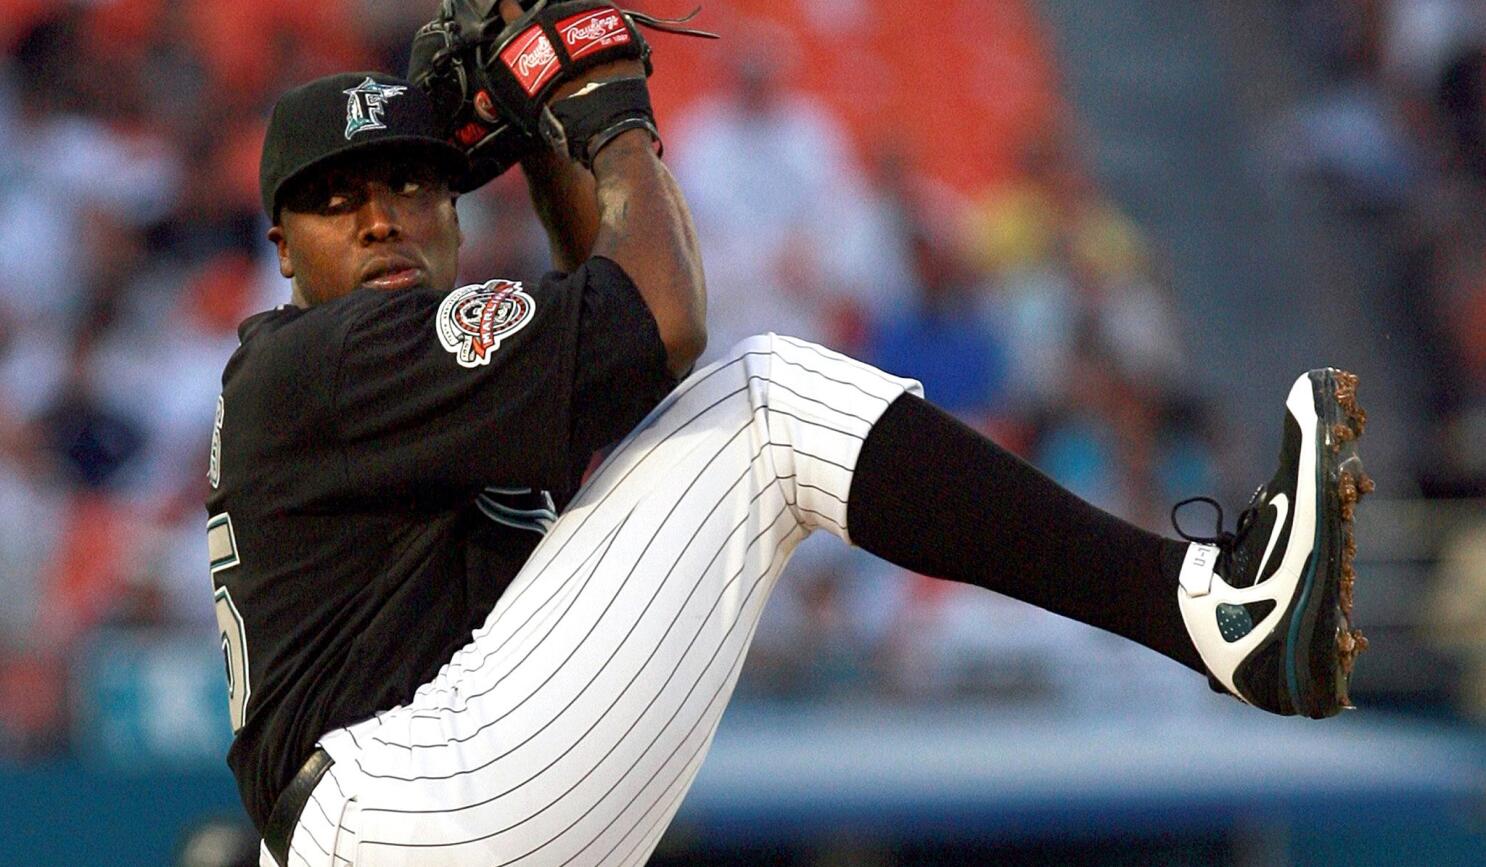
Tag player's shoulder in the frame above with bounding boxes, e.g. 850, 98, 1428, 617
223, 293, 380, 395
224, 270, 613, 385
231, 289, 421, 363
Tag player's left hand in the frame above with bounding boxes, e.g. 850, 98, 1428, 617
409, 0, 716, 190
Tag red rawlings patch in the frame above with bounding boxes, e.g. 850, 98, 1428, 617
557, 7, 631, 61
499, 25, 561, 97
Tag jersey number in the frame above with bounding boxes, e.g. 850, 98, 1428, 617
214, 587, 251, 733
209, 513, 250, 733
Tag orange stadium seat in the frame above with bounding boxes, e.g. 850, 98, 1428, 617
181, 0, 372, 99
78, 0, 370, 99
645, 0, 1063, 196
62, 0, 1059, 197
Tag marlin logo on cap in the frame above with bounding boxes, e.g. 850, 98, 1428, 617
342, 77, 408, 140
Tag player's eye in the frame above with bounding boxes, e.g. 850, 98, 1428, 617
322, 185, 365, 214
397, 179, 423, 196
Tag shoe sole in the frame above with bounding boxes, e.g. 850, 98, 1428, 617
1289, 368, 1371, 718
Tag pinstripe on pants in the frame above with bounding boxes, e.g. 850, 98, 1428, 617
268, 334, 921, 867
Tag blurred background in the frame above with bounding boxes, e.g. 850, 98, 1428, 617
0, 0, 1483, 864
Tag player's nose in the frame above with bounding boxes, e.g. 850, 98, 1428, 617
356, 187, 402, 245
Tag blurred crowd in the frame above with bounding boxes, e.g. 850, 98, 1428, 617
0, 0, 1481, 763
0, 0, 433, 756
1282, 0, 1486, 497
1279, 0, 1486, 715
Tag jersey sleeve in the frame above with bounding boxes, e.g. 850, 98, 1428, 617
568, 256, 679, 462
332, 256, 674, 501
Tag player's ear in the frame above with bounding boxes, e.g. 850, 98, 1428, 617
267, 224, 294, 279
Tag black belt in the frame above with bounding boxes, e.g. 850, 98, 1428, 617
264, 747, 334, 867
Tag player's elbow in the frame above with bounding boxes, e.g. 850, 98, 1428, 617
662, 315, 706, 377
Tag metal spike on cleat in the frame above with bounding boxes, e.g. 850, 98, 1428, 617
1332, 369, 1370, 710
1335, 370, 1368, 434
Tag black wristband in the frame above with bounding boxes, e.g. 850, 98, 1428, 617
541, 76, 660, 169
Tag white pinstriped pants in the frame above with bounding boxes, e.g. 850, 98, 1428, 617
267, 334, 921, 867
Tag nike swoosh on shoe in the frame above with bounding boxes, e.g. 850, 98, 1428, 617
1255, 492, 1289, 582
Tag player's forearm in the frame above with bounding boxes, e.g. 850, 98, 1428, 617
590, 130, 707, 376
522, 148, 600, 274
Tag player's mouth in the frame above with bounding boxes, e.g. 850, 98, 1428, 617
359, 257, 425, 291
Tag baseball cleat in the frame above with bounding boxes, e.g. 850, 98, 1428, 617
1173, 369, 1371, 718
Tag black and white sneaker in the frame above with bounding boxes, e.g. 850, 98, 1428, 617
1174, 369, 1372, 719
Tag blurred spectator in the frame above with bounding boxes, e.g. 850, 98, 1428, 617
1436, 43, 1486, 183
742, 535, 913, 701
966, 137, 1185, 408
1030, 332, 1145, 521
671, 40, 913, 360
1026, 332, 1219, 531
865, 156, 1012, 422
959, 134, 1211, 527
1283, 0, 1422, 212
0, 426, 58, 643
91, 251, 251, 499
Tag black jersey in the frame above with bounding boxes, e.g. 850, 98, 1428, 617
205, 257, 677, 832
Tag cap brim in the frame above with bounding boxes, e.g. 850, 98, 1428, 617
272, 135, 469, 218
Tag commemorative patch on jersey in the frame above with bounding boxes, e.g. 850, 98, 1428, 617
436, 280, 536, 367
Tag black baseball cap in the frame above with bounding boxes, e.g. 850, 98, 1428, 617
259, 71, 468, 220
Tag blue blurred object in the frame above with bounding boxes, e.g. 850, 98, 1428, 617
665, 702, 1486, 866
0, 760, 243, 866
869, 307, 1010, 418
0, 629, 247, 865
4, 701, 1482, 865
72, 629, 234, 767
1035, 419, 1122, 512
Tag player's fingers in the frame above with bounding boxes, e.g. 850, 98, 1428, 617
497, 0, 524, 24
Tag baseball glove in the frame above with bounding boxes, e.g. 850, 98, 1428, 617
409, 0, 716, 190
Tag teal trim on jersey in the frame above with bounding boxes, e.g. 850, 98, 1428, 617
475, 487, 557, 535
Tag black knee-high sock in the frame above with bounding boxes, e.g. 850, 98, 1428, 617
847, 394, 1204, 673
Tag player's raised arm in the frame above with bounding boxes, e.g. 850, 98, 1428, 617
584, 118, 706, 374
520, 146, 600, 274
408, 0, 715, 376
524, 63, 707, 374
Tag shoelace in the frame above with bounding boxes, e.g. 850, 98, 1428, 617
1171, 489, 1265, 575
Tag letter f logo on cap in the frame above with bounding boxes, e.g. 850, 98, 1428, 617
343, 77, 408, 139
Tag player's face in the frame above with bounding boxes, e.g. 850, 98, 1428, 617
270, 151, 462, 307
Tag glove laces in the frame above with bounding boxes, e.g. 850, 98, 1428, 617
626, 7, 720, 39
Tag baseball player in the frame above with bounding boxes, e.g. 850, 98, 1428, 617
207, 2, 1372, 865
